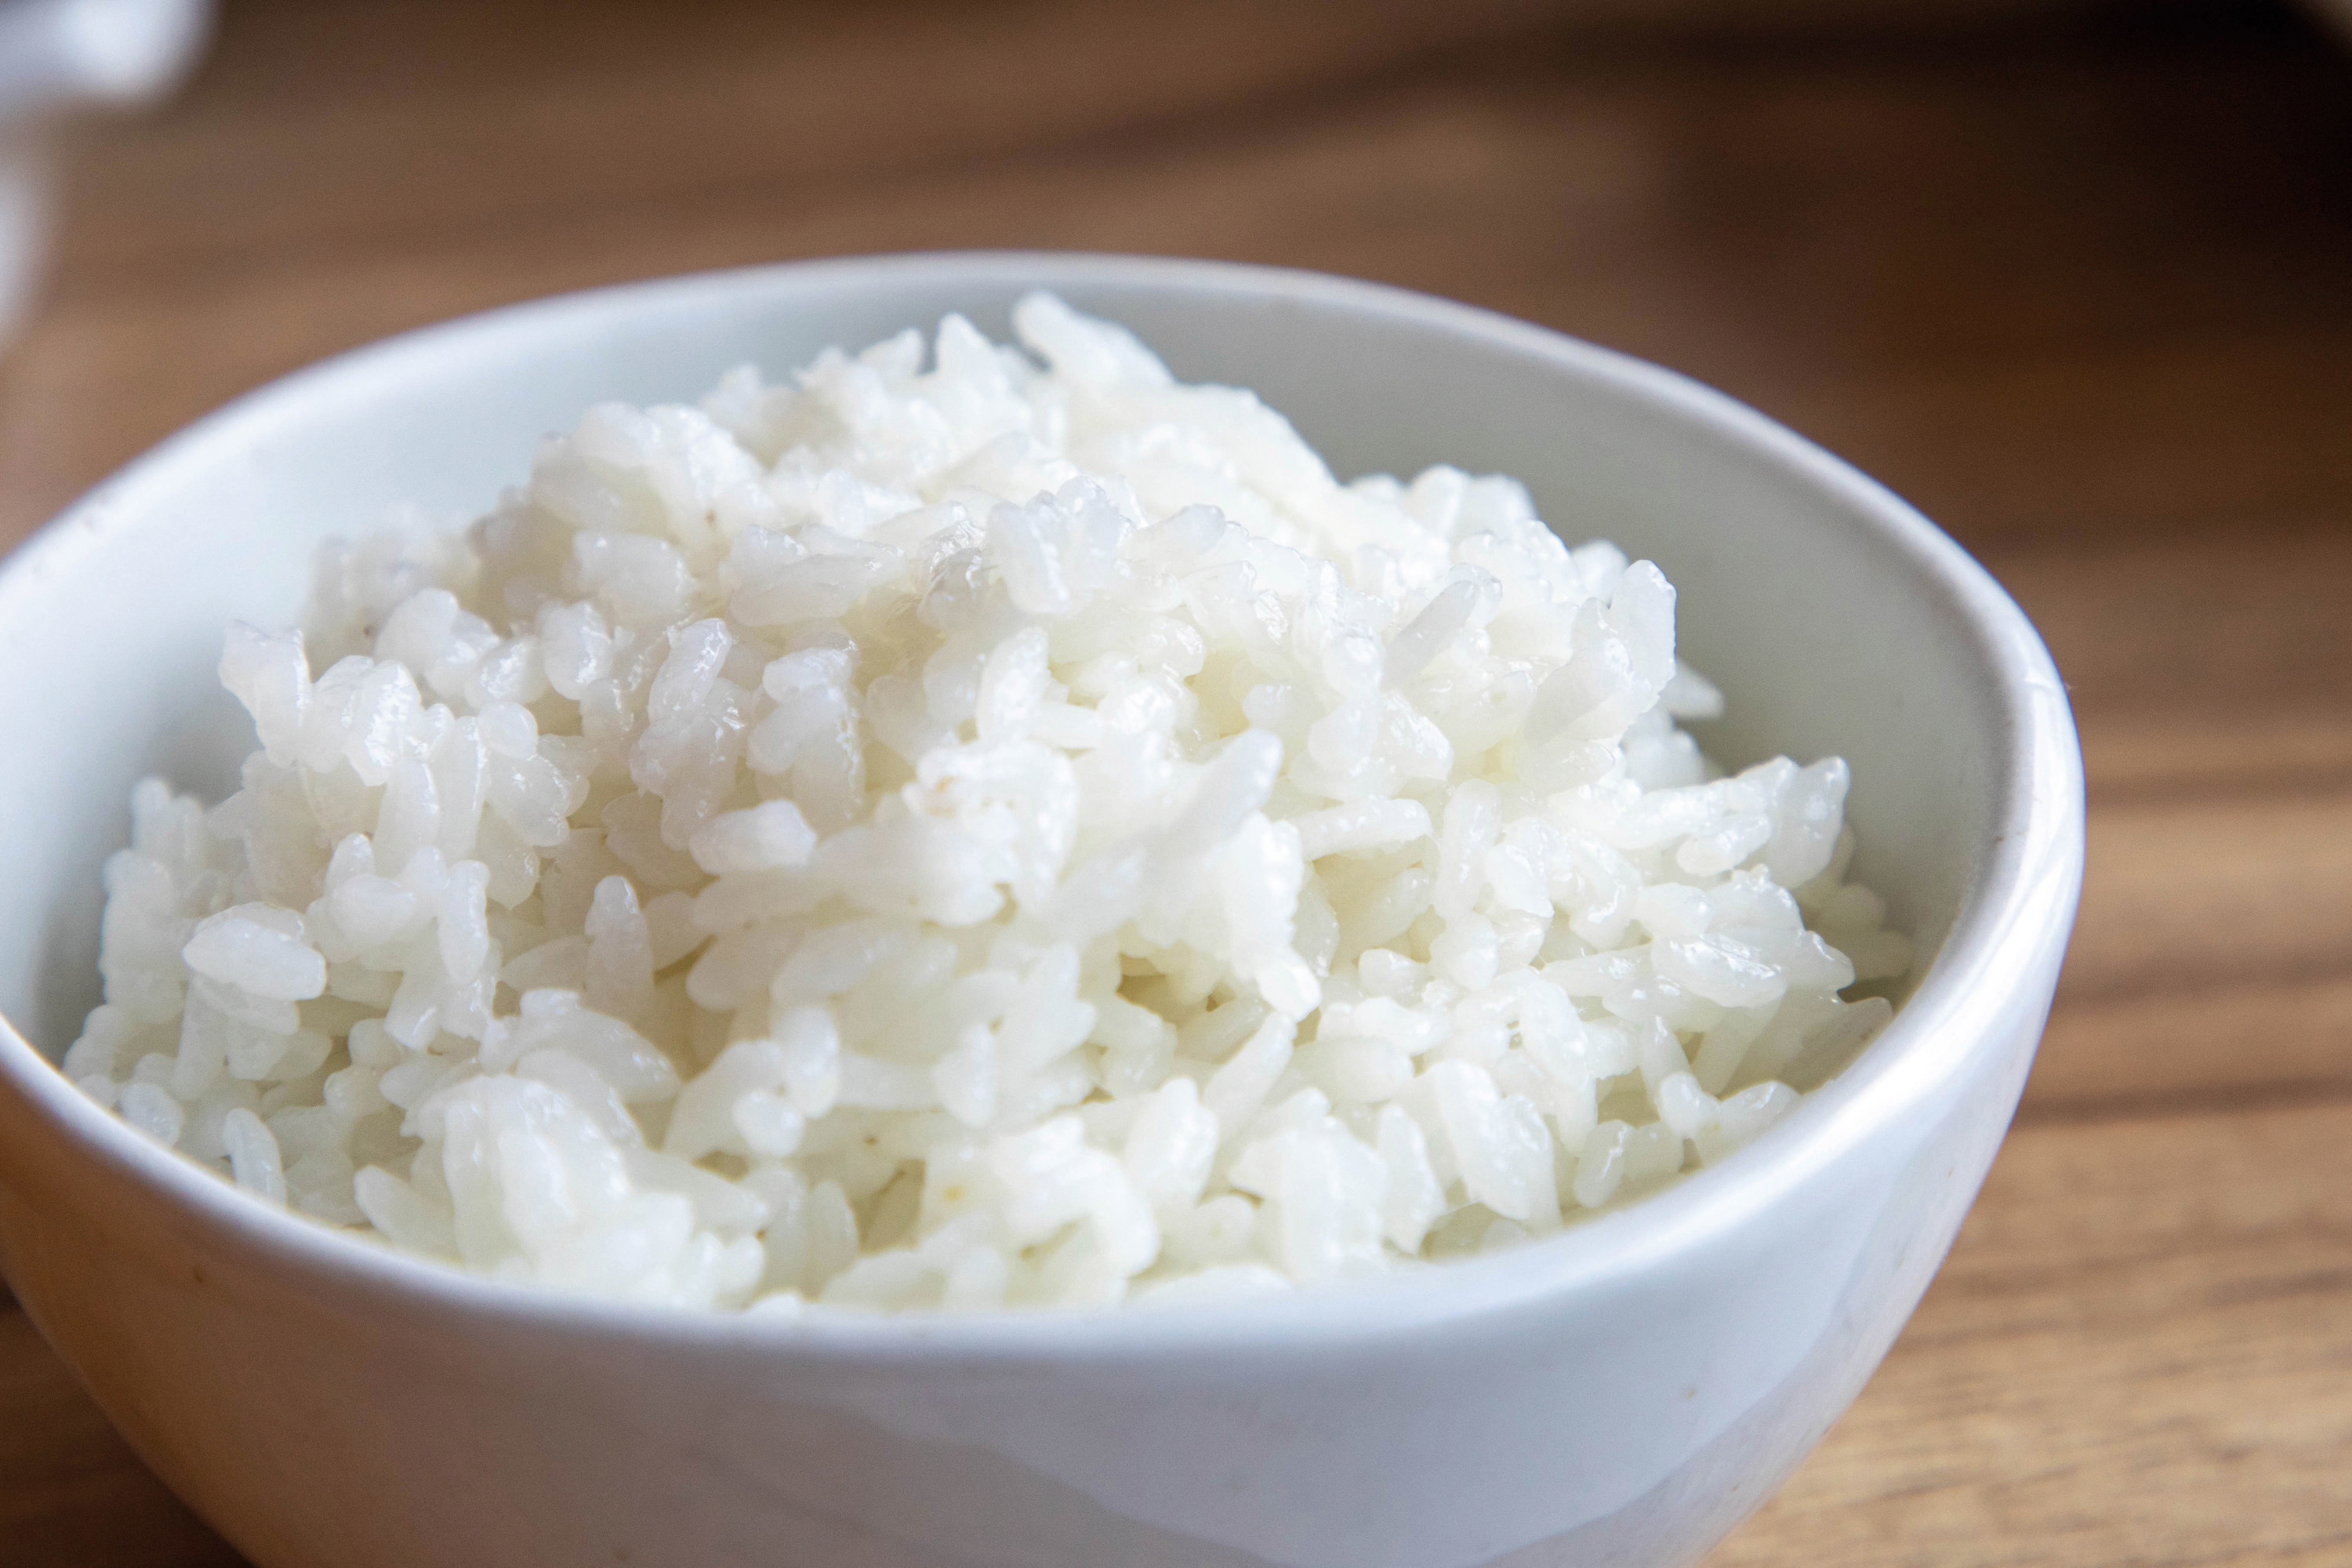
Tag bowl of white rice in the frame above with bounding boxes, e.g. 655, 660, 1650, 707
0, 252, 2082, 1568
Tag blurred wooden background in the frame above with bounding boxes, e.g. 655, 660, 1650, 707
4, 1, 2350, 1563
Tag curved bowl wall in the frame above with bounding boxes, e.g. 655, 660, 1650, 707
0, 253, 2084, 1568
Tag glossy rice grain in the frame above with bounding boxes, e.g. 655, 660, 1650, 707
65, 296, 1911, 1312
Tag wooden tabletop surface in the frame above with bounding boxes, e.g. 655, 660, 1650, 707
5, 2, 2350, 1563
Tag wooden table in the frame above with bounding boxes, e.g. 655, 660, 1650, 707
5, 2, 2349, 1562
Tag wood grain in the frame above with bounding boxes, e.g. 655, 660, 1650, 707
0, 1309, 243, 1567
3, 1, 2349, 1562
1713, 1102, 2352, 1567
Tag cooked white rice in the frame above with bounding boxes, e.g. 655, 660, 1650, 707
67, 296, 1911, 1312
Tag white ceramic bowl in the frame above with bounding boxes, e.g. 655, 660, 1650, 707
0, 252, 2082, 1568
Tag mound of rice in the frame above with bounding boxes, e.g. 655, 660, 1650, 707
66, 296, 1911, 1312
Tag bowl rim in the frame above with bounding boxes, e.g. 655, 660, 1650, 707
0, 249, 2084, 1359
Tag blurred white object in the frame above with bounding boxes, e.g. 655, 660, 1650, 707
0, 0, 210, 346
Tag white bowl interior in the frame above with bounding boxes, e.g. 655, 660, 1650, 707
0, 256, 1990, 1062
